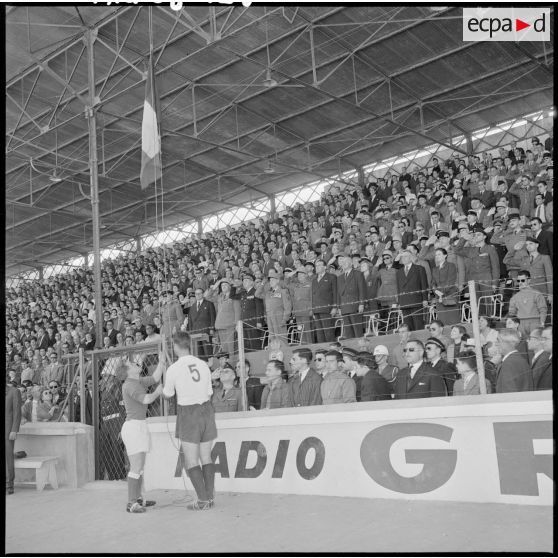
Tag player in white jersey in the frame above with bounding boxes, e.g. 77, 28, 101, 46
163, 331, 217, 511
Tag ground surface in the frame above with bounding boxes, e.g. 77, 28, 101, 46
5, 482, 553, 554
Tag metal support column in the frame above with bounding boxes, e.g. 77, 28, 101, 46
82, 253, 89, 269
85, 29, 104, 349
38, 266, 44, 281
269, 194, 276, 219
465, 132, 474, 156
357, 166, 366, 188
197, 218, 203, 236
135, 236, 142, 254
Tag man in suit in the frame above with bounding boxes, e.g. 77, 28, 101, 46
187, 288, 216, 358
495, 328, 533, 393
288, 348, 322, 407
530, 217, 553, 263
232, 274, 265, 352
528, 328, 552, 390
396, 250, 428, 331
5, 382, 22, 494
36, 327, 49, 351
393, 339, 447, 399
336, 254, 366, 339
311, 259, 338, 343
424, 337, 458, 395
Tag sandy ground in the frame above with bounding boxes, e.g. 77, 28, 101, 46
5, 482, 553, 554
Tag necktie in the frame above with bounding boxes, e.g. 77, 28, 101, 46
537, 205, 545, 222
197, 301, 201, 311
405, 265, 410, 275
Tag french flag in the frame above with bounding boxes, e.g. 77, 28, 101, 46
140, 57, 162, 190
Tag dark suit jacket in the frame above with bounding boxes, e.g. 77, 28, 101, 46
288, 368, 322, 407
311, 273, 338, 314
430, 358, 458, 395
36, 334, 49, 351
431, 262, 458, 298
396, 264, 428, 308
535, 230, 553, 261
187, 299, 216, 334
496, 351, 533, 393
5, 386, 22, 435
393, 362, 447, 399
360, 370, 392, 401
531, 351, 552, 390
336, 269, 366, 314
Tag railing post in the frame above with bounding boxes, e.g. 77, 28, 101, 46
79, 348, 86, 424
468, 280, 488, 395
91, 350, 100, 479
236, 320, 248, 412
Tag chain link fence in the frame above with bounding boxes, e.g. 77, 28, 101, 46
90, 341, 166, 481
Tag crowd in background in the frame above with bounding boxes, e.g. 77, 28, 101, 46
5, 134, 553, 424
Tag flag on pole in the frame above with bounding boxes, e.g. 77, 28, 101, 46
140, 58, 162, 190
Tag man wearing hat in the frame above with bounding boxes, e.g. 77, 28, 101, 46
159, 291, 185, 339
232, 274, 264, 352
454, 229, 500, 315
503, 209, 526, 253
286, 269, 313, 344
311, 259, 338, 343
372, 344, 398, 386
260, 273, 292, 341
336, 254, 366, 339
424, 337, 458, 395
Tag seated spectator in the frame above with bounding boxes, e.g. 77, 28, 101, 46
391, 324, 411, 370
527, 328, 552, 391
321, 350, 356, 405
372, 344, 398, 386
340, 347, 358, 380
355, 352, 391, 401
495, 328, 533, 393
287, 348, 322, 407
393, 339, 447, 399
453, 350, 492, 395
504, 316, 529, 358
424, 337, 457, 395
211, 365, 243, 413
241, 359, 265, 410
446, 325, 470, 364
260, 360, 292, 409
267, 336, 284, 362
507, 270, 548, 335
478, 316, 499, 347
21, 385, 53, 423
482, 342, 500, 393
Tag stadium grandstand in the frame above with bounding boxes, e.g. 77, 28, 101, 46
5, 5, 553, 553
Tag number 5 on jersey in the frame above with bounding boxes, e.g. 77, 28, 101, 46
188, 364, 200, 382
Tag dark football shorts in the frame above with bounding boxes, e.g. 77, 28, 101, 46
175, 400, 217, 443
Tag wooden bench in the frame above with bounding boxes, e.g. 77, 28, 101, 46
14, 456, 59, 491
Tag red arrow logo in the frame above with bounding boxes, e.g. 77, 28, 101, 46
516, 18, 530, 32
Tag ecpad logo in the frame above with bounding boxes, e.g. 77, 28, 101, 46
463, 8, 550, 42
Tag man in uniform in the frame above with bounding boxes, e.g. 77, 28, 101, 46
507, 270, 548, 336
233, 274, 264, 352
259, 274, 291, 342
5, 381, 22, 494
287, 269, 313, 345
453, 229, 500, 315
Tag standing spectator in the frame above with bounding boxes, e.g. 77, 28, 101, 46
336, 254, 366, 339
375, 250, 400, 331
159, 291, 184, 339
495, 328, 533, 393
507, 270, 548, 335
453, 350, 492, 395
393, 340, 446, 399
424, 337, 457, 395
320, 350, 356, 405
529, 217, 552, 262
260, 274, 291, 341
311, 259, 338, 343
5, 381, 22, 495
287, 270, 314, 345
356, 352, 392, 401
431, 248, 460, 327
233, 274, 264, 352
478, 316, 499, 347
205, 279, 240, 357
428, 320, 451, 351
528, 328, 551, 390
453, 229, 500, 315
288, 348, 322, 407
260, 360, 292, 409
396, 250, 429, 331
391, 324, 411, 370
187, 288, 216, 358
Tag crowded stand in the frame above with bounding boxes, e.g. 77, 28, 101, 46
5, 135, 554, 425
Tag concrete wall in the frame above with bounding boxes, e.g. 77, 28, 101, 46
14, 423, 94, 488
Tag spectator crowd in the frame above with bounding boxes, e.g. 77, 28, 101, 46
5, 135, 553, 425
